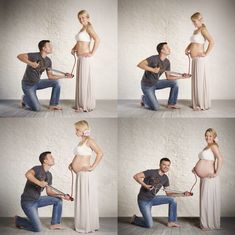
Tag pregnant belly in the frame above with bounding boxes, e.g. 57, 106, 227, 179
71, 155, 91, 173
189, 43, 204, 58
75, 42, 90, 56
194, 160, 215, 178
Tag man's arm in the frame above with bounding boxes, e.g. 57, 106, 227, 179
25, 169, 47, 188
46, 69, 73, 80
17, 53, 39, 69
137, 59, 160, 73
133, 172, 153, 190
45, 186, 71, 200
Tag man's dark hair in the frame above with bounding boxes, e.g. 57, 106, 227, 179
38, 40, 50, 51
156, 42, 167, 54
160, 157, 171, 164
39, 151, 51, 164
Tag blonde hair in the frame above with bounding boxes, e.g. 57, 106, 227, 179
78, 10, 92, 26
205, 128, 219, 147
74, 120, 91, 145
191, 12, 206, 28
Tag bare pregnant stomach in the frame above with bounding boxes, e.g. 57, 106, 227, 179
75, 42, 90, 56
194, 159, 215, 178
189, 43, 204, 58
71, 155, 91, 173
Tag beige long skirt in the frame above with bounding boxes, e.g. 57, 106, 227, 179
75, 56, 95, 111
192, 57, 211, 110
74, 171, 99, 233
200, 176, 220, 229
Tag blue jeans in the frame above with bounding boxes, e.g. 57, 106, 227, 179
15, 196, 63, 232
22, 79, 61, 111
141, 80, 179, 111
133, 196, 177, 228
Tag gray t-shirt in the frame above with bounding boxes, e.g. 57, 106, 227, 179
138, 169, 169, 201
22, 52, 52, 85
141, 55, 170, 86
21, 165, 52, 201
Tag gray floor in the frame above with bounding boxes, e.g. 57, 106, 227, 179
0, 100, 117, 118
118, 217, 235, 235
118, 100, 235, 118
0, 217, 117, 235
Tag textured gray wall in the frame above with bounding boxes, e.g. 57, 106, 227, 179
118, 118, 235, 216
118, 0, 235, 99
0, 118, 117, 217
0, 0, 117, 99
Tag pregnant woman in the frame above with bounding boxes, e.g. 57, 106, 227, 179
69, 120, 103, 233
71, 10, 100, 112
193, 128, 223, 230
185, 12, 215, 110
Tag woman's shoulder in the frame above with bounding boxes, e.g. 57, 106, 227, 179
200, 26, 208, 34
209, 143, 219, 153
86, 137, 95, 145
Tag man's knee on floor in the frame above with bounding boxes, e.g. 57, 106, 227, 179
150, 105, 160, 111
33, 225, 43, 232
32, 106, 41, 112
146, 221, 153, 228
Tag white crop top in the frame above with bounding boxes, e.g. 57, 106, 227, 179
198, 148, 215, 161
190, 31, 205, 44
73, 142, 92, 156
75, 30, 91, 42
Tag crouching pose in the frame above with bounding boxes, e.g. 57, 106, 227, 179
14, 152, 70, 232
130, 158, 191, 228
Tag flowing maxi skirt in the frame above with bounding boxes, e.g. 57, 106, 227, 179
192, 57, 211, 110
75, 56, 96, 111
200, 176, 221, 229
74, 171, 99, 233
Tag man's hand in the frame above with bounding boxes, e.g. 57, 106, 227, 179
65, 73, 74, 78
183, 191, 193, 196
151, 67, 161, 73
30, 61, 40, 69
39, 181, 48, 188
144, 184, 154, 191
182, 73, 191, 79
61, 194, 72, 201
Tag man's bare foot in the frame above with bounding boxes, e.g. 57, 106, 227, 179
14, 216, 23, 229
48, 105, 63, 110
167, 222, 180, 227
50, 224, 64, 230
20, 96, 26, 108
167, 104, 181, 109
130, 214, 136, 224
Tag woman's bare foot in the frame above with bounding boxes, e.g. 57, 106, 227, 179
75, 107, 84, 112
167, 222, 180, 227
193, 106, 201, 111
